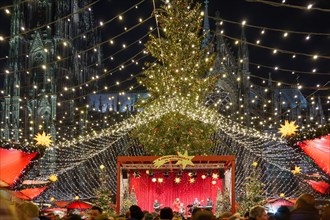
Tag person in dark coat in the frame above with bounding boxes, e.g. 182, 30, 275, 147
160, 207, 173, 220
274, 206, 290, 220
290, 194, 320, 220
127, 205, 144, 220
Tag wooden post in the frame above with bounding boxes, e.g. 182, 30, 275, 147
116, 160, 121, 214
231, 158, 236, 214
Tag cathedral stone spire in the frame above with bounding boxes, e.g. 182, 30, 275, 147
1, 0, 102, 142
238, 27, 249, 72
202, 0, 211, 49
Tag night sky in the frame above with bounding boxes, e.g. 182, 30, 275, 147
0, 0, 329, 108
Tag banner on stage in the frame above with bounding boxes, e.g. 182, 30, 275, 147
153, 150, 194, 169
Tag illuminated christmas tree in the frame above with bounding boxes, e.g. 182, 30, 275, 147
132, 0, 217, 155
215, 187, 231, 216
120, 187, 137, 215
94, 166, 115, 215
237, 163, 266, 214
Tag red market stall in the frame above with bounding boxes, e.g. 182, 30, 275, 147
66, 201, 93, 210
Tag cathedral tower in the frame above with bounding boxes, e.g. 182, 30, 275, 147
1, 0, 101, 142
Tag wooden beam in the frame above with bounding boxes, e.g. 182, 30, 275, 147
231, 158, 236, 214
116, 160, 121, 214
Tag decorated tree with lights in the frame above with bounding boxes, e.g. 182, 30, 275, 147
237, 163, 266, 214
94, 166, 115, 215
132, 0, 218, 155
215, 187, 231, 216
120, 187, 137, 215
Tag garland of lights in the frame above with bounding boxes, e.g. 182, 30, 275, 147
3, 0, 327, 202
30, 95, 325, 201
287, 124, 330, 147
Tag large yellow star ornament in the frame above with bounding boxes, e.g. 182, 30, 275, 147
278, 120, 299, 138
34, 131, 53, 147
176, 151, 194, 169
291, 166, 301, 175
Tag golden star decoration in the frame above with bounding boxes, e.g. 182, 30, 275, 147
174, 177, 181, 184
176, 151, 195, 169
153, 150, 194, 169
280, 193, 285, 198
49, 175, 58, 182
278, 120, 299, 138
34, 131, 53, 147
212, 173, 219, 179
189, 178, 195, 183
252, 162, 258, 167
291, 166, 301, 175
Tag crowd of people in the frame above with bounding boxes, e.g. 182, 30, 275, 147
1, 193, 329, 220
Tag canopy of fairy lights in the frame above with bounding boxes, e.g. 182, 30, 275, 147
17, 96, 328, 202
0, 0, 329, 203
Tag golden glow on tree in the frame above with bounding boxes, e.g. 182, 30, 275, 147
132, 0, 217, 155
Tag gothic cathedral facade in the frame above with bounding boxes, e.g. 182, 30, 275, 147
1, 0, 101, 142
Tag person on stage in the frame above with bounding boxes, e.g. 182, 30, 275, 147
206, 197, 214, 210
172, 198, 181, 213
153, 199, 162, 213
193, 198, 200, 208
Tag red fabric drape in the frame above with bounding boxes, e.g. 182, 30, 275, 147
54, 201, 71, 208
67, 201, 92, 209
13, 186, 48, 200
0, 148, 38, 186
297, 135, 330, 175
306, 180, 330, 194
130, 171, 222, 212
268, 199, 294, 207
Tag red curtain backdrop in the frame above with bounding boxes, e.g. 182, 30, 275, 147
0, 148, 38, 186
130, 171, 222, 212
297, 135, 330, 175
